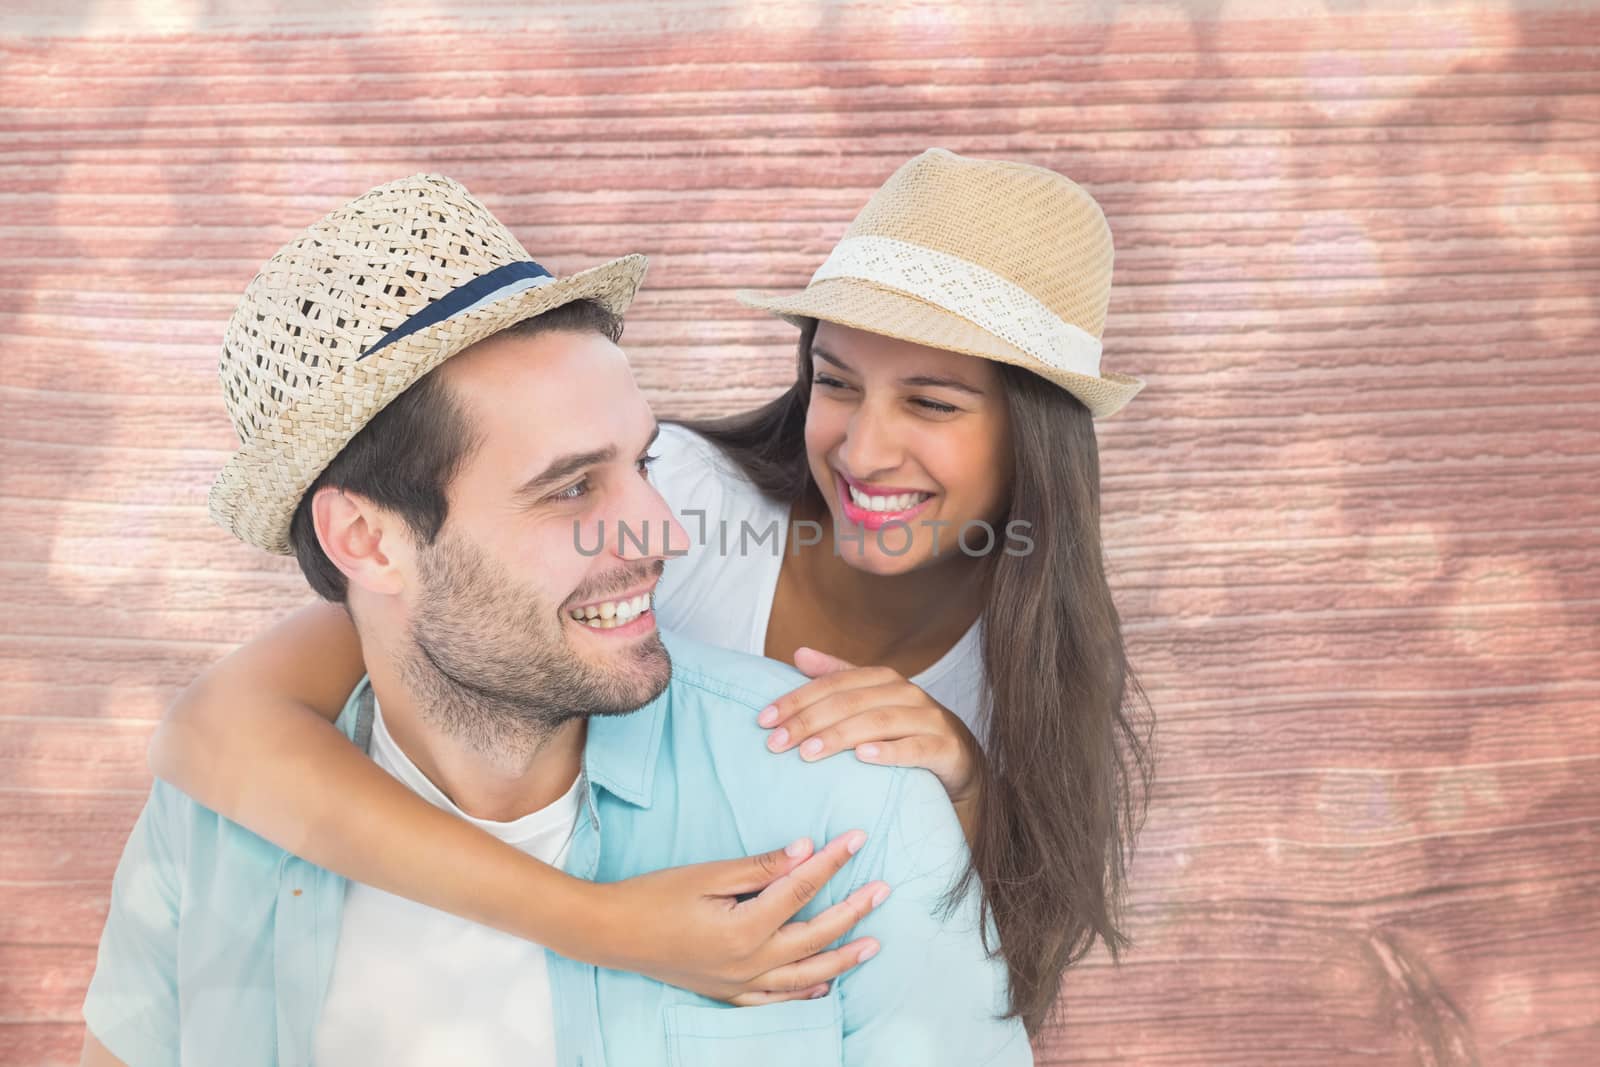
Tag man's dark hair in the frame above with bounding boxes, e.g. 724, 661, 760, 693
289, 298, 624, 601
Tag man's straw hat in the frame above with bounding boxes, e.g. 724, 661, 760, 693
739, 148, 1143, 417
208, 174, 647, 555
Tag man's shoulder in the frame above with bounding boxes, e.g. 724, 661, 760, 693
145, 778, 295, 863
658, 631, 936, 828
134, 682, 376, 880
661, 629, 809, 711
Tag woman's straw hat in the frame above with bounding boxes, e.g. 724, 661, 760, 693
738, 148, 1143, 417
208, 174, 647, 555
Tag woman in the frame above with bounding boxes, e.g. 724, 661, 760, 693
151, 148, 1153, 1034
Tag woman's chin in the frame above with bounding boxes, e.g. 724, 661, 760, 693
844, 551, 923, 577
829, 532, 942, 576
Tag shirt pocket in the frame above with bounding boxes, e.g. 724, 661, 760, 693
663, 995, 842, 1067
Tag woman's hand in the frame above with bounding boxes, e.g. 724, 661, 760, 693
591, 831, 891, 1005
760, 648, 985, 822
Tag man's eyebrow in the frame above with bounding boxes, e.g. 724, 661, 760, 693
814, 346, 984, 396
517, 422, 661, 500
517, 446, 615, 499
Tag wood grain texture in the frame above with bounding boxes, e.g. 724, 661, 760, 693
2, 1, 1598, 1064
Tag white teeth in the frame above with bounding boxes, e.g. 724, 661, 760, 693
848, 485, 929, 513
571, 592, 654, 629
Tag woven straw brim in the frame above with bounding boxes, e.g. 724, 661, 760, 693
738, 277, 1144, 418
210, 253, 647, 555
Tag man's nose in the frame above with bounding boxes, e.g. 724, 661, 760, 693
613, 478, 689, 562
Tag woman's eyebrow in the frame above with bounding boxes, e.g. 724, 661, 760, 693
900, 374, 984, 396
812, 346, 853, 372
816, 345, 982, 395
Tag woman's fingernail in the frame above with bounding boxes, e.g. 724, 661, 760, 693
800, 738, 823, 759
857, 944, 879, 963
809, 984, 829, 998
785, 837, 811, 858
856, 743, 880, 760
769, 727, 789, 750
870, 885, 890, 908
845, 830, 867, 854
758, 706, 778, 727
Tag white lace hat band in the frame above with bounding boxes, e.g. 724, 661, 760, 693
808, 235, 1105, 379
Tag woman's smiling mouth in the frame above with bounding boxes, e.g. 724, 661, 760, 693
834, 471, 936, 531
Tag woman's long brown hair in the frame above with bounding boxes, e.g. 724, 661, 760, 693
676, 320, 1154, 1034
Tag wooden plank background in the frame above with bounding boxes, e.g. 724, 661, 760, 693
2, 1, 1597, 1063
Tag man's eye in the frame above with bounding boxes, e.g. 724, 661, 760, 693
552, 478, 590, 501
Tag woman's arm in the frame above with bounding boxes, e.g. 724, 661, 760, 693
149, 601, 885, 1002
79, 1031, 127, 1067
149, 600, 365, 830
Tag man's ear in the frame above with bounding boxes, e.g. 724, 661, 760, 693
311, 486, 410, 597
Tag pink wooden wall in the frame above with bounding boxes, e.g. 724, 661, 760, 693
3, 2, 1597, 1063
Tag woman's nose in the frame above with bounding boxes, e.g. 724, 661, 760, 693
839, 407, 903, 478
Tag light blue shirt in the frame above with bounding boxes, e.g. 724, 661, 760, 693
83, 630, 1032, 1066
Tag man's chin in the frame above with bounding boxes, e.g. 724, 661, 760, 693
579, 632, 672, 717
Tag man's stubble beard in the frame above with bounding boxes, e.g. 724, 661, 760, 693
399, 531, 670, 763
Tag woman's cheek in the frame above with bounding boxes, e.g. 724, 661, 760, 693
928, 430, 1006, 526
804, 408, 845, 484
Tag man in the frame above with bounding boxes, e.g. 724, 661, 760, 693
80, 175, 1030, 1066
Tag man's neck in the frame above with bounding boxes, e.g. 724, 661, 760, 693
364, 657, 585, 824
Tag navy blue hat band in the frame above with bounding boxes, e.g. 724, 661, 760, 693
359, 260, 554, 360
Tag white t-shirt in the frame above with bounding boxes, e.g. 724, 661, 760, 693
314, 700, 584, 1066
651, 422, 988, 736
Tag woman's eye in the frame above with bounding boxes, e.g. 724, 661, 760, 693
914, 398, 959, 414
637, 452, 659, 477
813, 374, 850, 390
